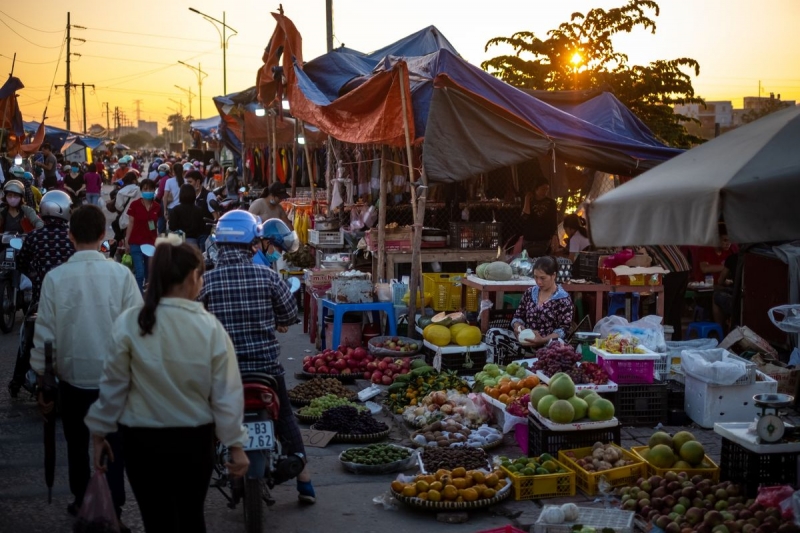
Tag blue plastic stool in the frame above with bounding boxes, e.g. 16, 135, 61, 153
686, 321, 724, 340
320, 300, 397, 350
607, 292, 640, 321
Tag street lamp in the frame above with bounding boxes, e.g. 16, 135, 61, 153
175, 85, 196, 118
188, 8, 238, 95
178, 61, 208, 118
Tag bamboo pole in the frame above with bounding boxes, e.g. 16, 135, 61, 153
376, 145, 388, 282
290, 119, 298, 198
299, 120, 315, 211
271, 112, 278, 184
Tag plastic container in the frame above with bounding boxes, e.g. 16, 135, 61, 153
533, 506, 635, 533
604, 382, 668, 427
309, 229, 344, 247
422, 273, 479, 312
526, 413, 621, 458
324, 314, 362, 349
719, 436, 800, 496
591, 346, 660, 384
423, 341, 488, 375
536, 369, 619, 393
514, 423, 528, 454
630, 445, 721, 482
449, 222, 502, 249
500, 459, 575, 500
558, 444, 646, 496
684, 371, 778, 428
527, 405, 619, 432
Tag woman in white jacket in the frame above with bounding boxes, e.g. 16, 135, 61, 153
85, 239, 250, 532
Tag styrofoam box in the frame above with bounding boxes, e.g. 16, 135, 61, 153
684, 371, 777, 429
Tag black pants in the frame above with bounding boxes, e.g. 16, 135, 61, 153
272, 374, 305, 457
121, 424, 214, 533
59, 381, 126, 515
663, 271, 690, 341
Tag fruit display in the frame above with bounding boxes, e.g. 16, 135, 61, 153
498, 453, 570, 476
363, 356, 415, 385
483, 375, 540, 405
418, 311, 467, 329
530, 374, 615, 424
390, 467, 508, 503
561, 442, 638, 473
401, 390, 491, 428
296, 394, 367, 418
475, 362, 533, 388
369, 336, 419, 353
638, 431, 715, 471
533, 344, 610, 385
385, 369, 471, 414
314, 405, 389, 435
302, 346, 374, 376
620, 472, 800, 533
539, 503, 581, 524
504, 393, 530, 418
421, 320, 483, 347
419, 447, 489, 472
411, 421, 502, 448
288, 377, 356, 404
340, 444, 412, 466
597, 333, 649, 354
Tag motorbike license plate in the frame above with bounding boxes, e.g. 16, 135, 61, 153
244, 421, 275, 451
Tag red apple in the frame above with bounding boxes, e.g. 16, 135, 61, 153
382, 357, 393, 364
314, 358, 326, 368
388, 363, 399, 372
337, 344, 347, 353
352, 347, 368, 360
306, 366, 316, 374
345, 347, 354, 357
302, 356, 312, 365
384, 370, 393, 378
318, 366, 329, 374
371, 373, 383, 384
333, 359, 348, 370
377, 361, 388, 371
366, 362, 378, 371
371, 370, 383, 382
341, 368, 352, 375
346, 359, 360, 369
400, 368, 409, 375
401, 359, 411, 369
363, 371, 371, 380
381, 375, 393, 385
329, 368, 339, 375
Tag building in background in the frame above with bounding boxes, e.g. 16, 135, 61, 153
138, 120, 158, 137
676, 94, 796, 139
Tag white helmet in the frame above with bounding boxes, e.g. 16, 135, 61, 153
39, 190, 72, 221
9, 166, 25, 179
157, 163, 171, 173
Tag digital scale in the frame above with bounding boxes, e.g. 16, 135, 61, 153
753, 393, 795, 443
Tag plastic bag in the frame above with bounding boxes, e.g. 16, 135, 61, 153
681, 348, 748, 385
757, 485, 795, 521
120, 253, 133, 271
595, 315, 666, 353
594, 315, 629, 338
73, 471, 120, 533
769, 305, 800, 333
665, 339, 718, 361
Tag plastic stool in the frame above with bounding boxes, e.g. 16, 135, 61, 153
320, 300, 397, 350
686, 321, 724, 339
607, 292, 640, 321
503, 293, 523, 309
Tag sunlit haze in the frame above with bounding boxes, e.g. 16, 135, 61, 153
2, 0, 798, 132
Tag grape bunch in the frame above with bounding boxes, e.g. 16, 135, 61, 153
315, 405, 389, 435
532, 343, 581, 377
297, 394, 367, 417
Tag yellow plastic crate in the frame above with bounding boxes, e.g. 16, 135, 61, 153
500, 459, 576, 500
630, 446, 720, 482
423, 273, 478, 312
558, 444, 646, 496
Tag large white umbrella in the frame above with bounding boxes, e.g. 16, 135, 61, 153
587, 105, 800, 246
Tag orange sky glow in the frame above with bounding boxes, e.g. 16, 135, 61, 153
1, 0, 797, 133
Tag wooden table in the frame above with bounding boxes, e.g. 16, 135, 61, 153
379, 248, 501, 280
460, 275, 665, 332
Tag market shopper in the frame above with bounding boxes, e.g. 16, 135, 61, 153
521, 178, 558, 257
249, 181, 292, 229
168, 184, 208, 248
83, 163, 103, 207
85, 240, 249, 533
123, 178, 160, 293
563, 214, 591, 261
34, 143, 59, 190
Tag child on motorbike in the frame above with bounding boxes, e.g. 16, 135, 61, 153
199, 211, 316, 504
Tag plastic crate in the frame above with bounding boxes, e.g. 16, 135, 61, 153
666, 379, 688, 425
308, 229, 344, 247
527, 413, 621, 457
391, 283, 409, 306
558, 444, 646, 496
449, 222, 502, 249
630, 446, 721, 482
500, 459, 575, 500
422, 273, 479, 312
720, 437, 800, 497
423, 342, 488, 375
533, 506, 635, 533
607, 382, 668, 427
474, 527, 528, 533
592, 346, 660, 384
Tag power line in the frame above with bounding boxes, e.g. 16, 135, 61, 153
0, 19, 64, 48
0, 53, 59, 65
0, 9, 64, 33
85, 38, 216, 55
82, 26, 219, 44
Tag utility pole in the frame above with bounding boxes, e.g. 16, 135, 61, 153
326, 0, 333, 53
114, 107, 120, 138
65, 12, 71, 130
103, 102, 110, 136
178, 61, 207, 118
174, 85, 195, 118
80, 83, 95, 134
169, 98, 184, 116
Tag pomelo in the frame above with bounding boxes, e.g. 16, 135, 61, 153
672, 431, 696, 453
673, 460, 693, 470
530, 385, 550, 409
549, 399, 575, 424
549, 374, 576, 400
567, 396, 588, 420
679, 441, 706, 466
537, 395, 558, 418
587, 398, 615, 421
648, 431, 674, 450
576, 389, 596, 399
583, 393, 601, 407
648, 444, 675, 469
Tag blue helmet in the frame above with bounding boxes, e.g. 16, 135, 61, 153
259, 218, 300, 253
215, 210, 259, 244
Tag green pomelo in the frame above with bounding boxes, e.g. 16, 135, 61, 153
648, 444, 675, 468
672, 431, 696, 453
648, 431, 674, 450
587, 398, 615, 421
567, 396, 588, 420
548, 399, 575, 424
549, 374, 576, 400
679, 440, 706, 466
537, 395, 558, 418
530, 385, 550, 409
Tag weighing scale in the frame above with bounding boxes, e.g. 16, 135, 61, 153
753, 393, 795, 443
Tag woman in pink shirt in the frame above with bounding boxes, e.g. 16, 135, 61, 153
83, 162, 103, 207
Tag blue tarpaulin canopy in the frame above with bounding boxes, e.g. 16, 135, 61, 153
23, 122, 107, 153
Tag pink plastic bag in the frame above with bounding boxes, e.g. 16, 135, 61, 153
73, 471, 120, 533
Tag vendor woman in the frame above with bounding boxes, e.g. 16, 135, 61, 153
510, 256, 574, 348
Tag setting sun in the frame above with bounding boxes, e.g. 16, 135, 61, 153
571, 52, 583, 66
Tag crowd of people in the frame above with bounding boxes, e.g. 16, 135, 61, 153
0, 147, 312, 532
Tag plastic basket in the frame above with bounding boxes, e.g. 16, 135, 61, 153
533, 506, 635, 533
720, 437, 800, 497
591, 346, 660, 384
308, 229, 344, 247
422, 273, 479, 312
558, 444, 646, 496
474, 527, 528, 533
423, 343, 488, 375
500, 459, 575, 500
449, 222, 502, 249
630, 446, 720, 482
572, 251, 605, 282
527, 413, 621, 458
604, 382, 668, 427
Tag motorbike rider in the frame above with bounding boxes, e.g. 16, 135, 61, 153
8, 190, 75, 396
254, 218, 299, 268
0, 180, 44, 234
199, 210, 316, 504
8, 166, 37, 211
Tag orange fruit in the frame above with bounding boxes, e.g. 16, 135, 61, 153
484, 473, 499, 488
520, 387, 531, 395
435, 469, 449, 480
470, 471, 486, 484
416, 480, 430, 493
499, 377, 512, 384
417, 492, 428, 500
499, 384, 511, 395
452, 467, 466, 478
498, 394, 510, 404
429, 481, 443, 492
462, 488, 479, 502
442, 485, 458, 501
488, 388, 500, 399
427, 489, 442, 502
452, 478, 467, 490
391, 480, 405, 493
402, 485, 417, 497
482, 488, 497, 499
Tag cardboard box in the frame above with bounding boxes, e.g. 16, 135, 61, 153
751, 353, 800, 396
719, 326, 779, 357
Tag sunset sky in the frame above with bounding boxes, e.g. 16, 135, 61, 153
1, 0, 798, 133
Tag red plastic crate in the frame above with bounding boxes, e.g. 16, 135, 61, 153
474, 527, 528, 533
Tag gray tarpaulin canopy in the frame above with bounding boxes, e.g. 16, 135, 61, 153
588, 105, 800, 247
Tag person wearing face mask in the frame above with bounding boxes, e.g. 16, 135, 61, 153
123, 179, 160, 293
63, 163, 86, 205
0, 180, 44, 234
169, 184, 208, 249
184, 170, 215, 251
249, 181, 292, 229
154, 163, 172, 235
83, 162, 103, 207
254, 218, 300, 267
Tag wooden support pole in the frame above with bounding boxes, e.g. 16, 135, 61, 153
271, 113, 278, 184
299, 120, 315, 210
290, 119, 298, 198
377, 146, 388, 282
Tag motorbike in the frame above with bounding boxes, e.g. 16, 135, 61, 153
0, 234, 32, 333
210, 278, 302, 533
